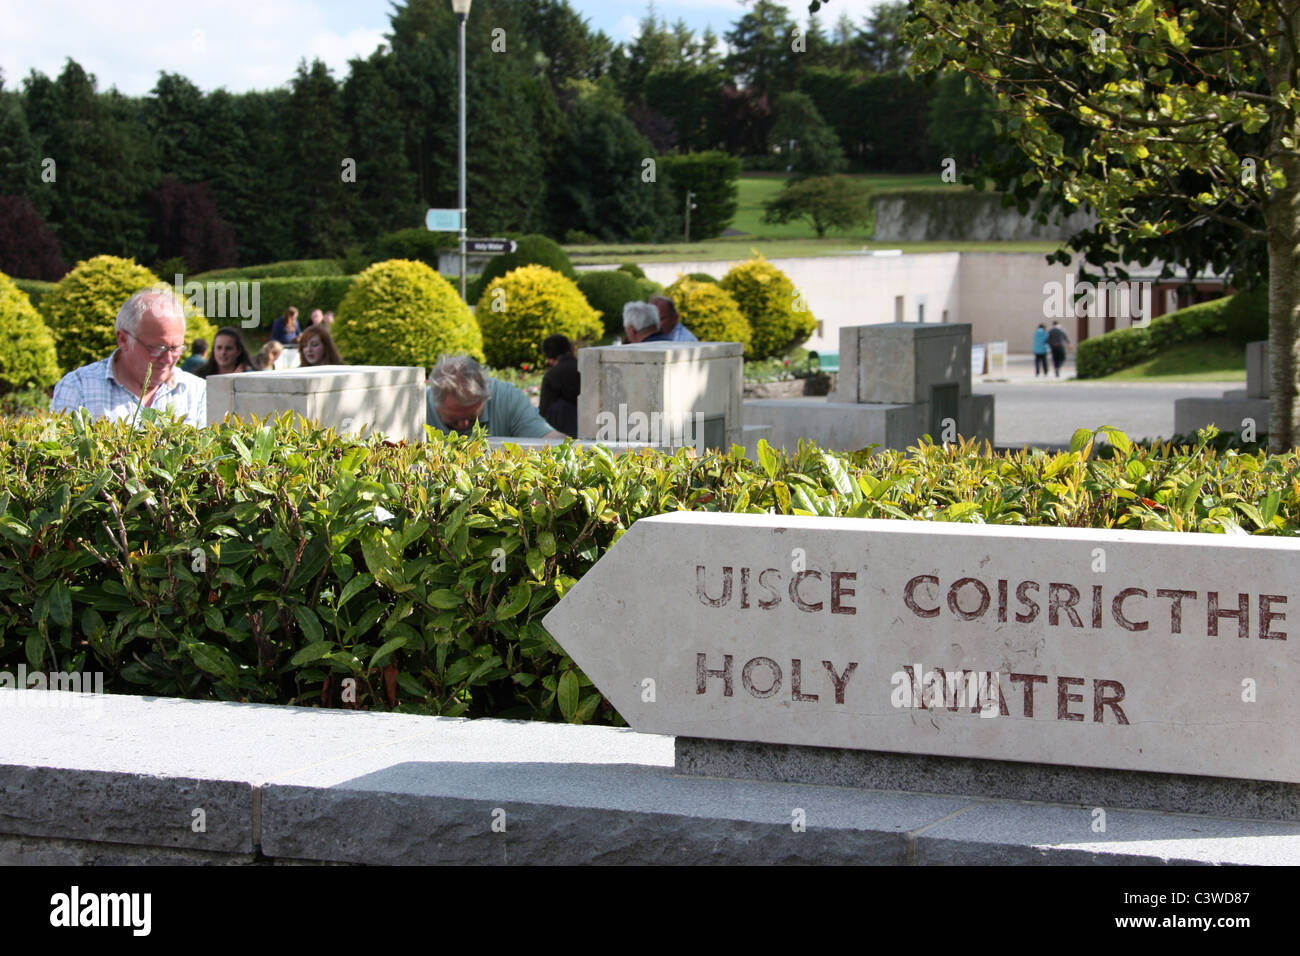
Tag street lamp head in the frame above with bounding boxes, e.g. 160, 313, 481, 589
451, 0, 472, 14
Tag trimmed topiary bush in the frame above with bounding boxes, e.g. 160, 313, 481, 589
617, 262, 646, 279
665, 277, 752, 352
686, 272, 719, 284
477, 235, 576, 293
334, 259, 484, 368
720, 256, 817, 360
40, 256, 215, 372
477, 265, 603, 368
576, 269, 643, 338
0, 270, 60, 394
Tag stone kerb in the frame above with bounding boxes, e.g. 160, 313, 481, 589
206, 365, 426, 443
576, 342, 744, 451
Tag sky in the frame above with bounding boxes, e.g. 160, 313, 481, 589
0, 0, 893, 97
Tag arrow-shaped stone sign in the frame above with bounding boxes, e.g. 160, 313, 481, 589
543, 512, 1300, 783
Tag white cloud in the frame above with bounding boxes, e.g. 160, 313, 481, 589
0, 0, 389, 95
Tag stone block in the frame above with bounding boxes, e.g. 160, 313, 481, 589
577, 342, 743, 450
1247, 340, 1269, 399
1173, 396, 1269, 437
543, 511, 1300, 784
206, 365, 425, 442
840, 322, 972, 404
744, 392, 992, 454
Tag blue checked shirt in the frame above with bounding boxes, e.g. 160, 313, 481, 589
51, 352, 207, 427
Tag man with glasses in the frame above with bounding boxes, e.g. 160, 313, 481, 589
426, 355, 562, 439
51, 289, 206, 427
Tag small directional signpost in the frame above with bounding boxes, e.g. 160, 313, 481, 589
425, 208, 461, 232
466, 238, 517, 255
543, 511, 1300, 783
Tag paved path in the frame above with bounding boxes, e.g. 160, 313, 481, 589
977, 353, 1239, 447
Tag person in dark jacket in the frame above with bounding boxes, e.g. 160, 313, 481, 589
539, 334, 580, 437
1047, 321, 1070, 377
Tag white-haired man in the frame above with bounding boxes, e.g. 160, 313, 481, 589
426, 354, 563, 438
622, 300, 667, 343
51, 289, 206, 427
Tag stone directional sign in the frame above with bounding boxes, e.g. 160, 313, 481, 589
466, 238, 517, 254
543, 513, 1300, 783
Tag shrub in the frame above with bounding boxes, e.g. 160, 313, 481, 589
686, 272, 719, 284
334, 259, 483, 368
192, 259, 346, 281
0, 270, 60, 394
477, 265, 603, 368
1076, 294, 1235, 378
241, 276, 356, 333
720, 256, 817, 359
664, 277, 752, 351
0, 194, 65, 281
40, 256, 216, 371
659, 151, 743, 240
617, 262, 646, 279
0, 418, 1295, 721
564, 229, 598, 244
1223, 284, 1268, 345
575, 269, 643, 337
372, 228, 455, 271
12, 279, 56, 311
634, 277, 665, 300
477, 235, 576, 293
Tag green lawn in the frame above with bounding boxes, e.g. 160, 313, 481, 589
1099, 339, 1248, 382
565, 173, 1060, 263
567, 237, 1064, 265
730, 173, 959, 239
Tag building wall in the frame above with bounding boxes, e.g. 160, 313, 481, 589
629, 252, 1179, 355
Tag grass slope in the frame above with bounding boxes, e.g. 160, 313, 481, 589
1098, 338, 1247, 382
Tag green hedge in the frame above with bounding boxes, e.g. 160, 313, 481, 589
1076, 294, 1234, 378
1, 415, 1296, 722
192, 260, 345, 281
246, 277, 356, 333
373, 229, 456, 271
12, 279, 57, 311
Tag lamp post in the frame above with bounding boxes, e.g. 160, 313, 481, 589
452, 0, 472, 301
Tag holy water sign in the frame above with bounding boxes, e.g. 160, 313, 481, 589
542, 513, 1300, 783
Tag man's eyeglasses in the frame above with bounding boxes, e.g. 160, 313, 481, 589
127, 331, 186, 359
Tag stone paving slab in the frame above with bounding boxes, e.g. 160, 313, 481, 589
2, 691, 1296, 864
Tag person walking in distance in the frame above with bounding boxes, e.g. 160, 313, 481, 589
1032, 323, 1050, 377
1047, 321, 1070, 378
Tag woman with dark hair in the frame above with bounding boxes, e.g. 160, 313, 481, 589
196, 327, 255, 377
297, 324, 343, 367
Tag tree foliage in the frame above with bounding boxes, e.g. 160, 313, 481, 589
902, 0, 1300, 447
762, 175, 873, 237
